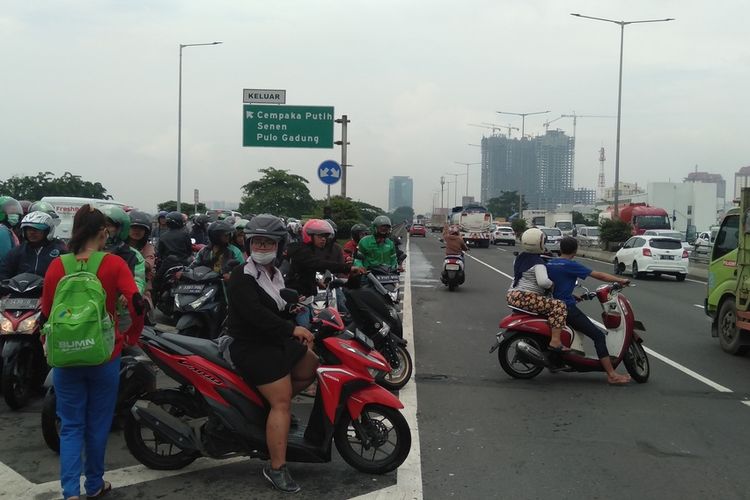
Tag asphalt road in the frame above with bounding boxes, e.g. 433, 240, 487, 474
410, 233, 750, 500
3, 236, 750, 499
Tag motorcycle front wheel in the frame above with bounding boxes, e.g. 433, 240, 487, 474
2, 348, 35, 410
334, 403, 411, 474
624, 341, 650, 383
378, 345, 413, 391
124, 389, 202, 470
41, 390, 61, 453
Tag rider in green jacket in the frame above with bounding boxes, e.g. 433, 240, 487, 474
354, 215, 398, 270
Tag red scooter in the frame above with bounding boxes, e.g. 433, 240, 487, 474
124, 289, 411, 474
489, 282, 650, 382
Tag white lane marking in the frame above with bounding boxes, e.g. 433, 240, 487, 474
411, 284, 434, 288
686, 278, 707, 285
465, 253, 514, 280
496, 247, 508, 252
352, 238, 423, 500
694, 304, 705, 309
742, 401, 750, 408
468, 253, 740, 398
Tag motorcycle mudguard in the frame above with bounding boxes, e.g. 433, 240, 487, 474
347, 384, 404, 419
176, 313, 203, 331
389, 332, 407, 346
130, 399, 200, 451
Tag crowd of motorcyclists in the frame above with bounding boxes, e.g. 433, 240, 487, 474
0, 195, 410, 495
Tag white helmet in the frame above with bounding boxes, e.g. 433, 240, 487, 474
521, 228, 546, 254
20, 211, 55, 240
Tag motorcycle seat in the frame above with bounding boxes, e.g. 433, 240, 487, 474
508, 305, 542, 316
160, 332, 233, 370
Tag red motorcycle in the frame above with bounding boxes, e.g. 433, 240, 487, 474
124, 290, 411, 474
489, 282, 650, 382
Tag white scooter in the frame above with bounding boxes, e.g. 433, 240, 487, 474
441, 254, 465, 291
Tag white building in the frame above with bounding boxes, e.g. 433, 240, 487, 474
646, 182, 718, 233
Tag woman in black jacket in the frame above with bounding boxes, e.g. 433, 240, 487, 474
226, 214, 317, 493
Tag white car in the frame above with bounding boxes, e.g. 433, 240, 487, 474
493, 226, 516, 246
642, 229, 694, 255
540, 227, 562, 254
613, 235, 689, 281
575, 226, 600, 248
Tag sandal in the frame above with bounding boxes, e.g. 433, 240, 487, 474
548, 345, 571, 353
88, 481, 112, 498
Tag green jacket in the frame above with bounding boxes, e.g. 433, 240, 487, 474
354, 235, 397, 269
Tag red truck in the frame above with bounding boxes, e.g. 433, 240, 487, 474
603, 203, 671, 235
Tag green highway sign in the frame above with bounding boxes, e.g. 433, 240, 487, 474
243, 104, 334, 148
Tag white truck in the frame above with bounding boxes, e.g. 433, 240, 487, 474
522, 210, 547, 227
545, 212, 574, 236
41, 196, 131, 240
449, 204, 493, 248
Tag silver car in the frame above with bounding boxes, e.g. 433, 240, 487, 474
576, 226, 600, 248
540, 227, 562, 254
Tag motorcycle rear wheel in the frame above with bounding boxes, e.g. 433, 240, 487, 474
623, 341, 650, 383
334, 403, 411, 474
124, 389, 202, 470
378, 345, 413, 390
41, 390, 61, 453
497, 334, 545, 379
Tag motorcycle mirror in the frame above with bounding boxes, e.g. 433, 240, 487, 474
191, 238, 196, 245
280, 288, 300, 305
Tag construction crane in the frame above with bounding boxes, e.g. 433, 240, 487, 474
559, 112, 614, 142
482, 122, 519, 137
543, 115, 565, 132
496, 110, 550, 138
468, 123, 500, 136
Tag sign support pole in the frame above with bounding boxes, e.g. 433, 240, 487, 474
336, 115, 350, 197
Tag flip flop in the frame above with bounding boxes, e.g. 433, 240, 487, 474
88, 481, 112, 498
548, 345, 570, 353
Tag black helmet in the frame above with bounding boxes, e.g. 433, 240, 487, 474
351, 223, 369, 242
244, 214, 286, 254
194, 214, 209, 227
129, 210, 152, 236
208, 220, 234, 246
165, 211, 185, 229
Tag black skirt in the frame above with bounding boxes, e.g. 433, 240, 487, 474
229, 337, 308, 386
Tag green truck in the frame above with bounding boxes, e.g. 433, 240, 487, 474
706, 188, 750, 354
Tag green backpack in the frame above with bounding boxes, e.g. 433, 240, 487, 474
43, 252, 115, 367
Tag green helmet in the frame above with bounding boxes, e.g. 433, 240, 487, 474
0, 196, 23, 226
100, 204, 131, 241
234, 218, 251, 231
371, 215, 392, 235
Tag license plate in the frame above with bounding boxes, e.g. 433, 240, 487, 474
176, 284, 204, 294
375, 275, 400, 283
2, 298, 39, 310
445, 264, 460, 270
661, 255, 674, 260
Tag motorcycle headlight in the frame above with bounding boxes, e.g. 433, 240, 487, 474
17, 314, 40, 334
189, 288, 216, 310
0, 318, 14, 334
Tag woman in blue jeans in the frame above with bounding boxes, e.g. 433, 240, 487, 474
41, 205, 144, 499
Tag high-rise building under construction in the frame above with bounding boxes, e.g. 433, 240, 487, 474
480, 129, 592, 210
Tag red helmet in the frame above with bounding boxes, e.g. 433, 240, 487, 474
302, 219, 334, 244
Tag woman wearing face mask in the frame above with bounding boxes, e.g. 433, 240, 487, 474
225, 214, 318, 493
0, 196, 23, 260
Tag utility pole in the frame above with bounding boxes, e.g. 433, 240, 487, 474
334, 115, 350, 197
496, 110, 550, 138
440, 176, 445, 210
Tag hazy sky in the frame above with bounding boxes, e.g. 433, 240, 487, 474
2, 1, 748, 214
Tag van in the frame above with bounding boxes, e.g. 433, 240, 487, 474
41, 197, 130, 241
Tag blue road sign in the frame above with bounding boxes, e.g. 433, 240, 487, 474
318, 160, 341, 185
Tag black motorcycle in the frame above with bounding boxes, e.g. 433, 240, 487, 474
41, 345, 157, 453
0, 273, 47, 410
172, 265, 227, 339
365, 265, 401, 307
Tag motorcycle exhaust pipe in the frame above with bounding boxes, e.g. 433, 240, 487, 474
515, 341, 548, 367
130, 400, 200, 451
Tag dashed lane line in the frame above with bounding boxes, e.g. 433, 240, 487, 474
465, 253, 742, 400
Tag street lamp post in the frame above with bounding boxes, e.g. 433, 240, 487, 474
496, 110, 550, 138
444, 172, 467, 207
177, 41, 222, 213
454, 161, 480, 198
571, 13, 674, 217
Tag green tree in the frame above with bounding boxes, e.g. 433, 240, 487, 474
238, 167, 316, 218
311, 196, 362, 239
599, 219, 632, 250
352, 200, 386, 225
573, 210, 600, 226
157, 201, 207, 214
486, 191, 526, 219
511, 218, 527, 238
389, 206, 414, 225
0, 171, 111, 200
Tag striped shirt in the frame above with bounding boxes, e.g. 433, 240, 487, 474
509, 264, 553, 295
